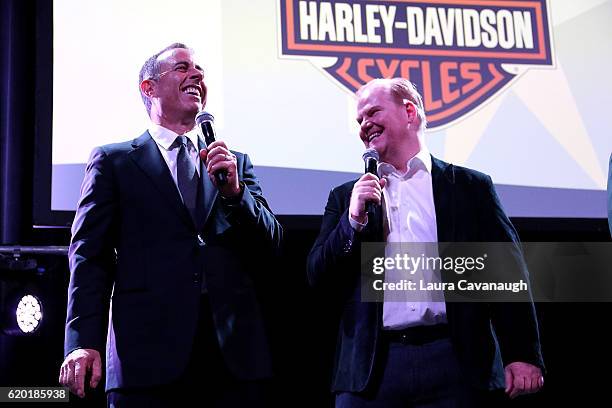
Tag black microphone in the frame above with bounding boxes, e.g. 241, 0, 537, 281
195, 111, 227, 185
362, 148, 380, 216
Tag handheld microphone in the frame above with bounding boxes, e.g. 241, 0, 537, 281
195, 111, 227, 185
362, 148, 380, 216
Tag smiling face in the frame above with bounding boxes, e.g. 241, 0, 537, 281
356, 81, 415, 163
141, 47, 207, 124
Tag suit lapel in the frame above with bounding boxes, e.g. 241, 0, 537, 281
431, 156, 456, 242
129, 131, 193, 228
197, 137, 219, 230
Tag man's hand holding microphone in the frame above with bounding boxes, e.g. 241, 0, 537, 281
349, 148, 386, 226
196, 111, 242, 199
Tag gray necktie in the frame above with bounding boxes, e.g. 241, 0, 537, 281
175, 135, 198, 224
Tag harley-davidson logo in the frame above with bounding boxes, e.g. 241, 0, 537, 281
278, 0, 554, 129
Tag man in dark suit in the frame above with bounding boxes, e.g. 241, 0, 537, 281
307, 78, 544, 407
59, 43, 282, 407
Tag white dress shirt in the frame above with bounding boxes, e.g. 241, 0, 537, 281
148, 124, 201, 201
350, 148, 447, 329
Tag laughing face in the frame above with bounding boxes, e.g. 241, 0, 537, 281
148, 48, 207, 122
356, 82, 415, 163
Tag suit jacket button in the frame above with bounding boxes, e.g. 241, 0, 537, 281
197, 235, 206, 247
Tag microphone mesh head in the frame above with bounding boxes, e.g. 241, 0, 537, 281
362, 148, 379, 161
195, 111, 214, 125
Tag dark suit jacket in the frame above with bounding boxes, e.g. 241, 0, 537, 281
65, 131, 282, 391
307, 156, 544, 393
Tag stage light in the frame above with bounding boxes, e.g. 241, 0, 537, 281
15, 295, 43, 334
1, 248, 50, 336
1, 291, 44, 336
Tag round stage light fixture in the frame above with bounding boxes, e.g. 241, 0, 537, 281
1, 293, 44, 336
15, 294, 43, 334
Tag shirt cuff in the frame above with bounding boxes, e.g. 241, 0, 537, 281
348, 214, 368, 232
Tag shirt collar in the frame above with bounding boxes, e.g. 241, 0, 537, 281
148, 123, 200, 151
378, 147, 432, 178
412, 147, 432, 174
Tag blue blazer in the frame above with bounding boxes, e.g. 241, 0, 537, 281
307, 156, 544, 393
65, 131, 282, 390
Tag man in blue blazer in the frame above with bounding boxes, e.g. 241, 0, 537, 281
308, 78, 544, 407
59, 43, 282, 406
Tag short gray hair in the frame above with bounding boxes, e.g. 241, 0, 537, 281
138, 42, 191, 116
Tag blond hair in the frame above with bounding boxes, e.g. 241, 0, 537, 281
357, 78, 427, 129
